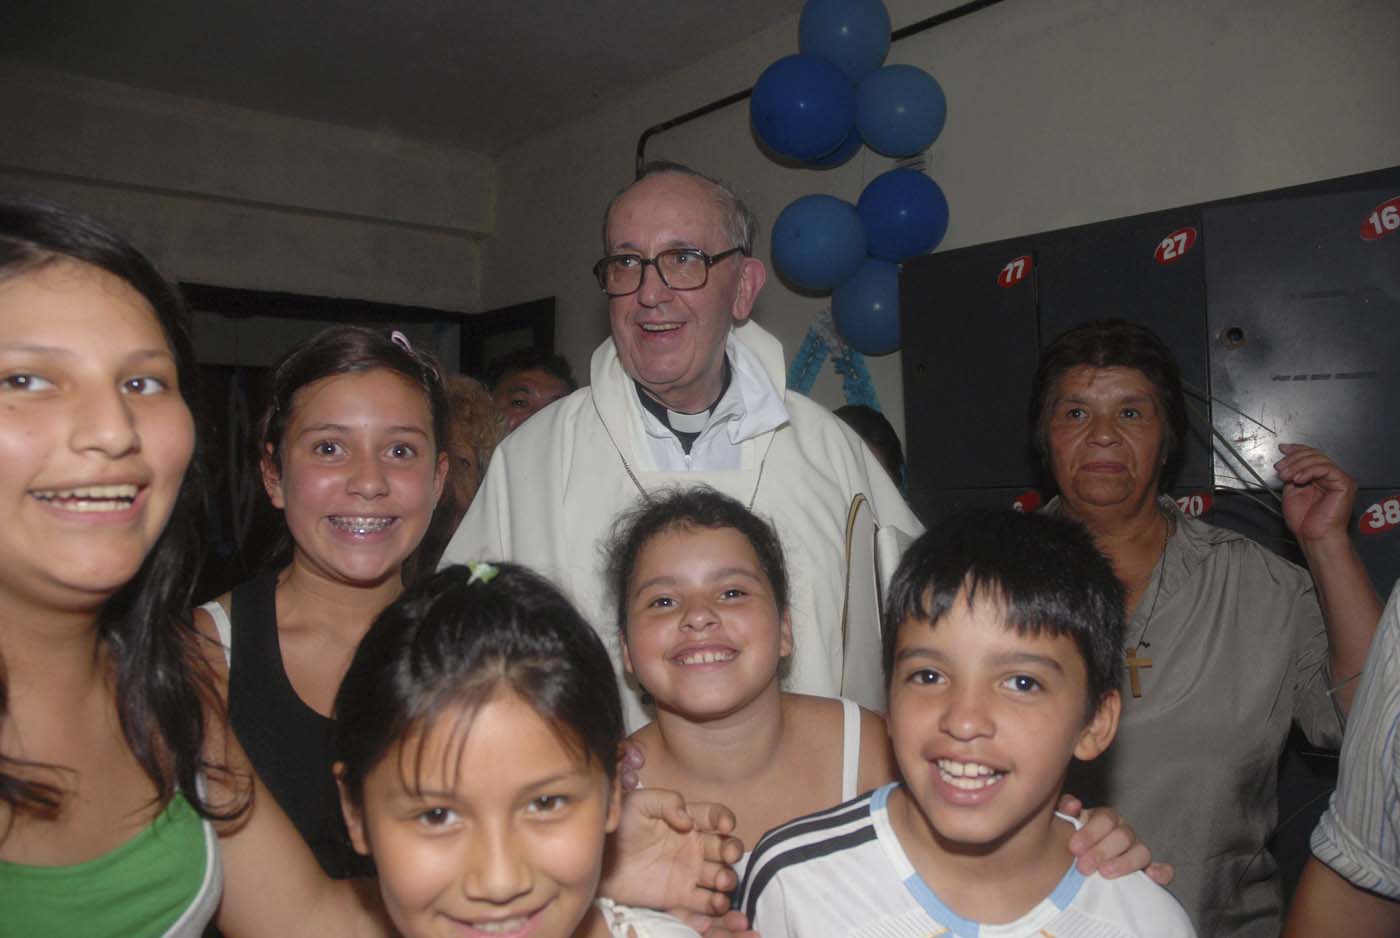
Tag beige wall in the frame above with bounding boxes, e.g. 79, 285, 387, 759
0, 62, 494, 311
485, 0, 1400, 442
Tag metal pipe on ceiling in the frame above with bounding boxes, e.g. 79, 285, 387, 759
634, 0, 1012, 177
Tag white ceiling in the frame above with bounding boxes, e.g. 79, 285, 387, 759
0, 0, 807, 155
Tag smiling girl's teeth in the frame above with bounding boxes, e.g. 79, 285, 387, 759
329, 516, 395, 535
937, 758, 1003, 789
470, 916, 529, 934
675, 649, 737, 665
31, 484, 139, 512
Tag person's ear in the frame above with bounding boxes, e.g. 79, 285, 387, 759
730, 256, 767, 324
620, 637, 635, 676
334, 762, 371, 856
433, 450, 450, 504
1074, 690, 1121, 761
778, 609, 794, 659
260, 444, 286, 509
604, 771, 623, 836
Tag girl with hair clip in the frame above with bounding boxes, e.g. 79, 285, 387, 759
335, 561, 736, 938
198, 327, 743, 918
0, 195, 390, 935
197, 322, 452, 878
608, 487, 1166, 880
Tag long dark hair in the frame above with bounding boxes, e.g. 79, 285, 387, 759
0, 195, 232, 823
335, 563, 623, 807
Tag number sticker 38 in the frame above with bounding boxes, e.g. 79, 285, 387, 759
1360, 496, 1400, 535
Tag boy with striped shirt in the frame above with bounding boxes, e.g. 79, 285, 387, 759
739, 511, 1194, 938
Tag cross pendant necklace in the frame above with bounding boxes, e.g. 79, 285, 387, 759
1125, 645, 1153, 698
1124, 510, 1171, 699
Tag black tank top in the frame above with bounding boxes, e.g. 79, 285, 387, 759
227, 574, 374, 878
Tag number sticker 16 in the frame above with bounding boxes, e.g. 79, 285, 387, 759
1361, 197, 1400, 241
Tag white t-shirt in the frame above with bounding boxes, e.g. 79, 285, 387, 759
596, 898, 701, 937
739, 783, 1196, 938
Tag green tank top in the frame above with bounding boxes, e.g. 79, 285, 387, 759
0, 792, 218, 937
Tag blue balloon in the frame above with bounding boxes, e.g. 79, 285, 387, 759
751, 54, 857, 162
771, 194, 867, 292
807, 127, 863, 169
856, 65, 947, 158
833, 257, 901, 355
857, 169, 949, 260
799, 0, 892, 82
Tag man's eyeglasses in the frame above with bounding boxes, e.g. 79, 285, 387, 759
592, 247, 746, 297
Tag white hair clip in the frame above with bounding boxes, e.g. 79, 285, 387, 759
390, 330, 413, 352
466, 561, 499, 585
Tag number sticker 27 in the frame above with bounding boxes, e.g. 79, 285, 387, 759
1361, 496, 1400, 535
1154, 227, 1198, 264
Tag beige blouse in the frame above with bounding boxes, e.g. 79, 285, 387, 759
1054, 496, 1342, 938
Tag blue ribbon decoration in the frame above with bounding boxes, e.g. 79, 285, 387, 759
786, 308, 882, 413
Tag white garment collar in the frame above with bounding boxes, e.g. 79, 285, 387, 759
590, 320, 790, 449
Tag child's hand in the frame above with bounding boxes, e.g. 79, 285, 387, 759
620, 739, 647, 791
688, 909, 758, 937
603, 788, 746, 917
1058, 794, 1174, 885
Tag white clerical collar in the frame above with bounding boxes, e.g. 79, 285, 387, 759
667, 408, 709, 433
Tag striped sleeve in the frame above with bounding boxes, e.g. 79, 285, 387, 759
738, 791, 878, 928
1311, 581, 1400, 899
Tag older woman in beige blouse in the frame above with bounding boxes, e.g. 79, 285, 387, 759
1031, 320, 1380, 938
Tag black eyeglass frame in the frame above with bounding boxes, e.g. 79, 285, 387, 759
592, 246, 747, 297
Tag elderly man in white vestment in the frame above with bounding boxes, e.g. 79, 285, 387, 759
442, 162, 922, 728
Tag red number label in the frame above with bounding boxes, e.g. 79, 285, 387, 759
1361, 197, 1400, 241
1154, 227, 1198, 264
1174, 493, 1212, 517
1012, 490, 1042, 513
997, 255, 1032, 288
1360, 496, 1400, 535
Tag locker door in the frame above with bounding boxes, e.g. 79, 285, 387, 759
900, 238, 1040, 524
1205, 178, 1400, 491
1035, 206, 1213, 489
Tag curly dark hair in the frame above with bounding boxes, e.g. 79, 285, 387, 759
604, 486, 789, 639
